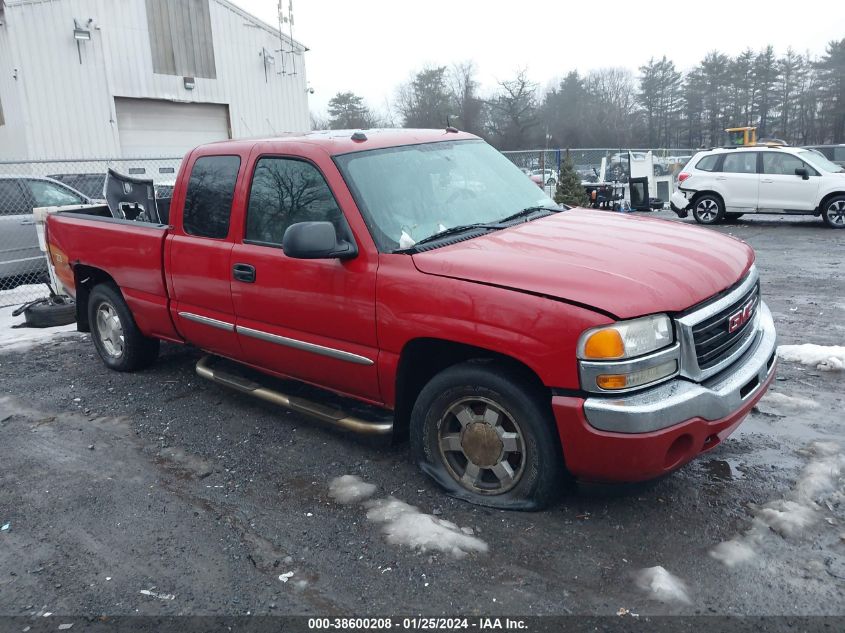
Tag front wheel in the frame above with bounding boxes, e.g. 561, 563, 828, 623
88, 284, 159, 371
410, 362, 564, 510
822, 196, 845, 228
692, 195, 725, 225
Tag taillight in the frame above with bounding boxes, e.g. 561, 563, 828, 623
678, 172, 691, 183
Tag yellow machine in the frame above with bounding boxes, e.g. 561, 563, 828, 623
725, 126, 757, 146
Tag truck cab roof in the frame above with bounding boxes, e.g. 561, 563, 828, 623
198, 128, 480, 156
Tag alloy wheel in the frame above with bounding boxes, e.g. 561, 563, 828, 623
695, 198, 719, 222
96, 302, 125, 358
826, 200, 845, 226
437, 396, 525, 495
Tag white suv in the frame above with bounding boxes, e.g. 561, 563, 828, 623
670, 146, 845, 228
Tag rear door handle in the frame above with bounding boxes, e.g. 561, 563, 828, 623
761, 179, 773, 183
232, 263, 256, 283
19, 218, 35, 225
715, 176, 727, 181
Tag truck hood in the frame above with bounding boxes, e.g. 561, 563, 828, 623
411, 209, 754, 319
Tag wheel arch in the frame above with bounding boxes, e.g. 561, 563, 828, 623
72, 264, 118, 332
392, 337, 550, 441
818, 191, 845, 214
690, 190, 725, 208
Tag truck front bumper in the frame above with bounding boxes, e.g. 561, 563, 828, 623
552, 301, 777, 483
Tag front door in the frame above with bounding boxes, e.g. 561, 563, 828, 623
229, 154, 381, 402
167, 154, 243, 358
758, 152, 820, 212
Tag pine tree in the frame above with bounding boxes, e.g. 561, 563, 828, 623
554, 154, 589, 207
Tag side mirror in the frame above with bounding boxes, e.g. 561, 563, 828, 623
795, 167, 809, 180
282, 221, 357, 260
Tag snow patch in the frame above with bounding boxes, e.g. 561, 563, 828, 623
709, 538, 757, 567
364, 497, 488, 559
328, 475, 377, 504
754, 391, 820, 417
0, 304, 80, 352
778, 344, 845, 371
634, 566, 691, 604
711, 441, 844, 565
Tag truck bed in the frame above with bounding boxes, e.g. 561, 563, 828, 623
47, 210, 178, 340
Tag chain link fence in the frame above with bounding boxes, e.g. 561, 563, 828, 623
0, 157, 182, 308
501, 148, 696, 186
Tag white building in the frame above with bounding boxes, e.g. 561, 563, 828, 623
0, 0, 310, 160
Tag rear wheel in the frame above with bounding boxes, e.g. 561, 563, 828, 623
410, 362, 564, 510
822, 196, 845, 228
88, 284, 159, 371
692, 194, 725, 225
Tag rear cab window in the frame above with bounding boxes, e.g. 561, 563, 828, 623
183, 155, 241, 239
245, 157, 349, 247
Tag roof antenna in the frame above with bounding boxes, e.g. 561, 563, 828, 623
446, 115, 458, 133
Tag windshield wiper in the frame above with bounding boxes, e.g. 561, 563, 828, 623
496, 205, 561, 224
401, 222, 504, 250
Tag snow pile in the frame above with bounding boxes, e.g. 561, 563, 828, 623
777, 344, 845, 371
327, 474, 488, 559
364, 497, 488, 559
710, 441, 844, 565
328, 475, 377, 504
0, 304, 79, 352
709, 538, 757, 568
634, 566, 691, 604
754, 391, 819, 417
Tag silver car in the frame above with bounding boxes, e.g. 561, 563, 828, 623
0, 176, 90, 280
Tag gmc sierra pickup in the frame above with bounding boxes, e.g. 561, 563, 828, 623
45, 129, 777, 509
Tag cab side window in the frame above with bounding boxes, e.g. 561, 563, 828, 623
245, 158, 346, 246
762, 153, 816, 176
721, 153, 757, 174
183, 155, 241, 239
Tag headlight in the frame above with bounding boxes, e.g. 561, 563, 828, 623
577, 314, 673, 360
577, 314, 679, 393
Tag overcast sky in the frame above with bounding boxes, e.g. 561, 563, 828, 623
231, 0, 845, 116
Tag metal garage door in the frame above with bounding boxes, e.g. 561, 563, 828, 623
115, 98, 231, 157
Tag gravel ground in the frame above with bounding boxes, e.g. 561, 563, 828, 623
0, 211, 843, 619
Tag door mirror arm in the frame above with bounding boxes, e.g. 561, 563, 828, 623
794, 168, 810, 180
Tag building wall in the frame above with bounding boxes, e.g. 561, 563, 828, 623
0, 0, 309, 160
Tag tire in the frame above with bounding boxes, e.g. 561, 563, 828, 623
691, 194, 725, 225
546, 178, 556, 186
821, 195, 845, 229
88, 283, 159, 371
23, 297, 76, 328
410, 361, 564, 510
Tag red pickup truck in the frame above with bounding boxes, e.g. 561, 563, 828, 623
46, 129, 777, 509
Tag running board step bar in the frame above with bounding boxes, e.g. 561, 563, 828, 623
195, 355, 393, 436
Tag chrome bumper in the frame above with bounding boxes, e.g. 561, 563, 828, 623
583, 301, 777, 433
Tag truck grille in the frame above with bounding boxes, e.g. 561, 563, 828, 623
691, 282, 759, 370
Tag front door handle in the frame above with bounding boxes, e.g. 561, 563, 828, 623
761, 179, 773, 183
233, 263, 256, 283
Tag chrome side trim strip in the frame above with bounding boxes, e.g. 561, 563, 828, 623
236, 325, 374, 366
179, 311, 235, 332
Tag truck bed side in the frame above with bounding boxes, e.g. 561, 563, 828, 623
47, 211, 181, 342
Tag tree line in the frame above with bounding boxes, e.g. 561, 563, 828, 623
313, 39, 845, 151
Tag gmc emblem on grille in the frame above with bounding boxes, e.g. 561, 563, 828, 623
728, 298, 756, 333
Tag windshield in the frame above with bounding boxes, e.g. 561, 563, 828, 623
335, 140, 557, 252
798, 150, 844, 173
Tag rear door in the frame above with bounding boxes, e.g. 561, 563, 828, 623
758, 152, 820, 212
166, 153, 244, 357
717, 152, 759, 212
0, 178, 42, 277
229, 147, 381, 402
